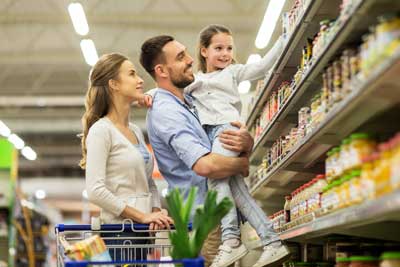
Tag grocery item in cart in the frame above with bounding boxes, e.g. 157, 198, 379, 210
63, 234, 112, 262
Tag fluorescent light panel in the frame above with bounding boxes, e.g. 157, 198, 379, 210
35, 189, 46, 200
0, 120, 11, 137
22, 146, 37, 161
68, 3, 89, 36
8, 134, 24, 150
80, 39, 99, 66
255, 0, 286, 49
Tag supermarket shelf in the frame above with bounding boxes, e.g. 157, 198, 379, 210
250, 48, 400, 203
250, 0, 382, 164
246, 0, 338, 128
279, 191, 400, 242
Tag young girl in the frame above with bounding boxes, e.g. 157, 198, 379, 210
145, 25, 289, 267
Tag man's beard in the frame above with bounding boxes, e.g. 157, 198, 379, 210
169, 67, 194, 89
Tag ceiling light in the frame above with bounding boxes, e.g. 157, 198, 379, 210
82, 190, 88, 199
8, 134, 24, 150
238, 81, 251, 94
22, 146, 37, 161
255, 0, 286, 49
80, 39, 99, 66
0, 120, 11, 137
35, 189, 46, 200
247, 54, 262, 64
68, 3, 89, 36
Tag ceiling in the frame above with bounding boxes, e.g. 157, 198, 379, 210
0, 0, 271, 179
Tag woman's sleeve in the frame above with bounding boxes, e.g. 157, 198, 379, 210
233, 36, 285, 83
85, 124, 126, 216
134, 125, 161, 209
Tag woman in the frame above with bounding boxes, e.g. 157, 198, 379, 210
80, 53, 173, 261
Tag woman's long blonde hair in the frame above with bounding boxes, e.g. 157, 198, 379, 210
79, 53, 128, 169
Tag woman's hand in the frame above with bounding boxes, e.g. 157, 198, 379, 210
142, 211, 173, 230
149, 208, 170, 230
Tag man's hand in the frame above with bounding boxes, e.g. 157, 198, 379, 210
218, 121, 254, 154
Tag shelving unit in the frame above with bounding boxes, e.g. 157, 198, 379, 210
245, 0, 400, 250
246, 0, 400, 208
279, 190, 400, 242
251, 49, 400, 203
247, 0, 343, 128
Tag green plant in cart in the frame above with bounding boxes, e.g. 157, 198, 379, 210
166, 187, 233, 259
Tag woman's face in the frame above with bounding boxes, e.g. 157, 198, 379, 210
113, 60, 144, 102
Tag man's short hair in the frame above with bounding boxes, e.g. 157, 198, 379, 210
140, 35, 174, 79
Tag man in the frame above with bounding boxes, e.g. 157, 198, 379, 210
140, 35, 288, 267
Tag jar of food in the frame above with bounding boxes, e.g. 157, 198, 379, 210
333, 59, 343, 102
290, 192, 296, 221
390, 133, 400, 190
339, 174, 353, 209
331, 147, 341, 182
331, 179, 342, 211
336, 258, 352, 267
321, 184, 331, 214
348, 133, 376, 170
375, 142, 392, 197
341, 48, 357, 94
311, 94, 323, 127
297, 185, 305, 217
380, 251, 400, 267
311, 175, 328, 212
360, 154, 377, 200
284, 195, 292, 223
349, 256, 380, 267
348, 169, 363, 205
326, 149, 337, 181
299, 107, 311, 128
340, 138, 352, 175
376, 14, 400, 59
350, 50, 361, 78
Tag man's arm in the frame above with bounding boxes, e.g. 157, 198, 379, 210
192, 153, 249, 179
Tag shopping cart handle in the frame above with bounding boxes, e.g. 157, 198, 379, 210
56, 223, 192, 232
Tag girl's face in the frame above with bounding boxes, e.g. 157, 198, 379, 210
113, 60, 144, 102
201, 32, 233, 73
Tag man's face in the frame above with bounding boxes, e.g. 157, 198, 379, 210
162, 40, 194, 89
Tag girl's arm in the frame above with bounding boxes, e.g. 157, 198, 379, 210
234, 36, 285, 83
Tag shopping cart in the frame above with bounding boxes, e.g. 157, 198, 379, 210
55, 219, 203, 267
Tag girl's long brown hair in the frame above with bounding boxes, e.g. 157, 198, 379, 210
79, 53, 128, 169
197, 24, 233, 73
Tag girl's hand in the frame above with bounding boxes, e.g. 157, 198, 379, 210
138, 95, 153, 108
